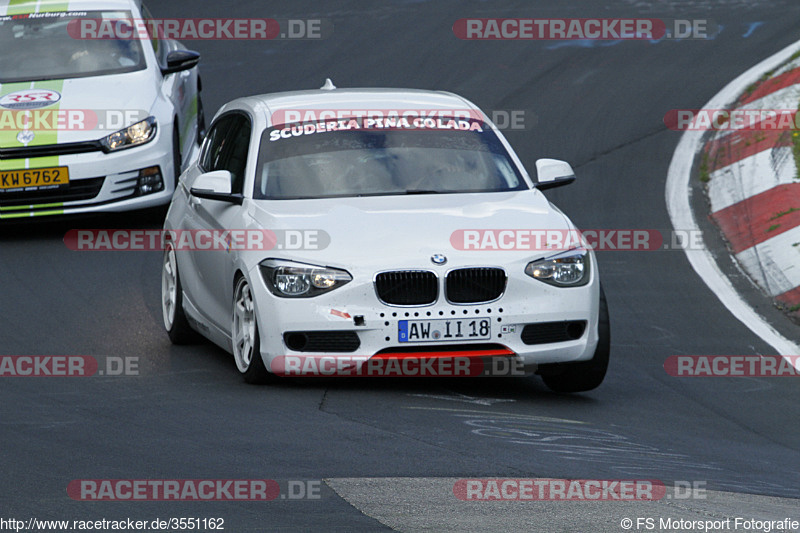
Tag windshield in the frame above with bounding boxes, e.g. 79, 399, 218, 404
0, 11, 146, 82
254, 117, 527, 199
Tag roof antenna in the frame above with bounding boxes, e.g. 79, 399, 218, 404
320, 78, 337, 90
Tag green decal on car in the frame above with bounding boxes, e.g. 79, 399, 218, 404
0, 208, 64, 219
5, 0, 70, 15
181, 94, 199, 146
0, 202, 64, 212
0, 79, 64, 170
0, 82, 33, 171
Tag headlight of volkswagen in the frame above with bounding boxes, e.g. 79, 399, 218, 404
260, 259, 352, 297
100, 117, 157, 152
525, 248, 589, 287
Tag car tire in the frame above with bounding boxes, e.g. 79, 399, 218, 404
232, 276, 272, 384
539, 285, 610, 393
162, 242, 200, 345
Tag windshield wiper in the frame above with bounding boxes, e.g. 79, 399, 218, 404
403, 190, 441, 195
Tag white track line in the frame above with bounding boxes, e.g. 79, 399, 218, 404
666, 41, 800, 357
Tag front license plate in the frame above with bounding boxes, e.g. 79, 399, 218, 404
399, 318, 491, 343
0, 166, 69, 192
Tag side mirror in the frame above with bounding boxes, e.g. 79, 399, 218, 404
161, 50, 200, 75
190, 170, 243, 204
535, 159, 576, 190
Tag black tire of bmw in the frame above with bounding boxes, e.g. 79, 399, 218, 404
539, 285, 610, 393
233, 277, 271, 385
164, 246, 200, 345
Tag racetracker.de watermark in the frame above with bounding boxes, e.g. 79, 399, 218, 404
454, 479, 667, 501
454, 479, 711, 501
66, 18, 332, 40
67, 479, 322, 501
665, 109, 800, 131
269, 109, 533, 131
63, 229, 329, 252
453, 18, 713, 40
449, 229, 707, 252
270, 355, 527, 377
0, 109, 147, 131
0, 356, 138, 377
664, 355, 800, 377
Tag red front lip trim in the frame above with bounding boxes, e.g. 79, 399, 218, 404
371, 347, 515, 359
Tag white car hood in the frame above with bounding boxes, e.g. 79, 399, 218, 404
0, 70, 157, 147
248, 189, 574, 268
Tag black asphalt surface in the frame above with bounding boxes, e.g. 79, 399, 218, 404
2, 1, 800, 531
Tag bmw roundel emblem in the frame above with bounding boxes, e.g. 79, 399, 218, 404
431, 254, 447, 265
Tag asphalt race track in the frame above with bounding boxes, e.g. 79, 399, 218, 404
2, 1, 800, 531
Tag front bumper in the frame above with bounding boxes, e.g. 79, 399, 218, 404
0, 131, 177, 219
247, 262, 600, 374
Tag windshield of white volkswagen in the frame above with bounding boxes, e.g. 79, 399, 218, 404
0, 11, 146, 83
254, 117, 528, 199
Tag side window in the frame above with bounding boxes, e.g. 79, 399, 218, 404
199, 114, 252, 194
199, 117, 232, 173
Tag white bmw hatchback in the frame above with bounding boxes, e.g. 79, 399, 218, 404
162, 82, 610, 393
0, 0, 203, 219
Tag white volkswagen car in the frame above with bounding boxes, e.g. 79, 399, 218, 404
161, 82, 610, 393
0, 0, 203, 219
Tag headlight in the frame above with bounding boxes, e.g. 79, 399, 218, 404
525, 248, 589, 287
260, 259, 352, 298
100, 117, 157, 152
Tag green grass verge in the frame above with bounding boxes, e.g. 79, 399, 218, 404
770, 207, 800, 220
699, 152, 710, 183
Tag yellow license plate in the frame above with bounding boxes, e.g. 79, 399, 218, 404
0, 166, 69, 191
